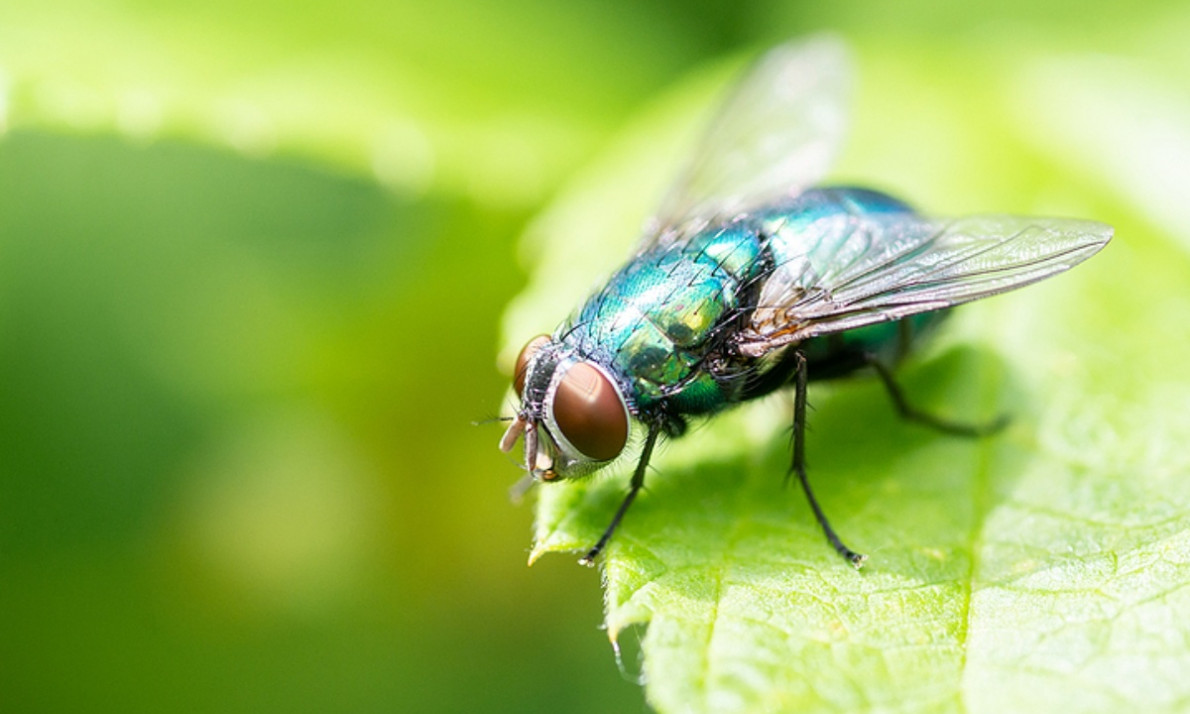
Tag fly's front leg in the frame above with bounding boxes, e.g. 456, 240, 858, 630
579, 422, 662, 566
865, 354, 1009, 437
790, 350, 867, 569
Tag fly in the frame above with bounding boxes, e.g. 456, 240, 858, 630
498, 37, 1111, 568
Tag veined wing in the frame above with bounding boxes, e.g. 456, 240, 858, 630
738, 213, 1112, 356
649, 36, 851, 244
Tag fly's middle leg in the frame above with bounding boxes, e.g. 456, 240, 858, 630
790, 350, 867, 568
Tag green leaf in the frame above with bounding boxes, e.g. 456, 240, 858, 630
0, 0, 702, 207
505, 44, 1190, 713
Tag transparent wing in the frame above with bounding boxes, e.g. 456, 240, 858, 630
740, 213, 1113, 355
648, 36, 852, 243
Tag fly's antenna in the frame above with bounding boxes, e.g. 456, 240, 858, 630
472, 414, 515, 427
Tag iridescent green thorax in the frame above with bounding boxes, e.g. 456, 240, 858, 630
558, 187, 945, 420
562, 222, 764, 414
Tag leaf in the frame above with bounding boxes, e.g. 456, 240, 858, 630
505, 45, 1190, 713
0, 0, 693, 207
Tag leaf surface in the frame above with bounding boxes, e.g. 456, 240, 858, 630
509, 46, 1190, 714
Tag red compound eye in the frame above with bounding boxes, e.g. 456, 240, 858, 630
513, 335, 551, 396
551, 362, 628, 461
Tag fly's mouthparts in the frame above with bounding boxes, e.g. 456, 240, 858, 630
498, 414, 527, 453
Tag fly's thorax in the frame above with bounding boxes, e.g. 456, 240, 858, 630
500, 335, 631, 481
569, 224, 769, 415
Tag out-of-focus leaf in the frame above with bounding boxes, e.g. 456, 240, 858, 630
1011, 55, 1190, 254
0, 130, 630, 713
0, 0, 709, 207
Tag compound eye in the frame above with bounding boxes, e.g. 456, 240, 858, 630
513, 335, 551, 396
552, 362, 628, 461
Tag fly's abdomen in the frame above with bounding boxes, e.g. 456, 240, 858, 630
760, 187, 948, 376
565, 224, 765, 414
798, 311, 949, 379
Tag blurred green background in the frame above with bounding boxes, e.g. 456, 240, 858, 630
1, 2, 1188, 712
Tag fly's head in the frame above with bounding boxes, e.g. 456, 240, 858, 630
499, 335, 630, 481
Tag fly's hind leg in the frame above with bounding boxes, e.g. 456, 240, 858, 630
865, 353, 1009, 437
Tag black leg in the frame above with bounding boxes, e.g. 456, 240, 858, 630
579, 423, 662, 566
790, 350, 867, 569
865, 354, 1009, 437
